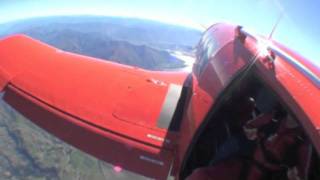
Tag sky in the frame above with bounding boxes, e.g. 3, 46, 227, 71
0, 0, 319, 66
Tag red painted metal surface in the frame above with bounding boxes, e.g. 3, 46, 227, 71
238, 33, 320, 153
173, 24, 254, 177
4, 86, 172, 179
252, 45, 320, 153
0, 23, 319, 180
174, 23, 320, 179
0, 35, 188, 179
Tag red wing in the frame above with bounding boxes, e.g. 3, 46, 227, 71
0, 35, 188, 179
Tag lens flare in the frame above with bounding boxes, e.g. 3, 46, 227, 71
113, 165, 123, 173
257, 40, 271, 58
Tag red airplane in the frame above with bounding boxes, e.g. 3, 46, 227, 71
0, 23, 319, 180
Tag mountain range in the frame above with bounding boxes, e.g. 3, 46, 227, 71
0, 16, 201, 70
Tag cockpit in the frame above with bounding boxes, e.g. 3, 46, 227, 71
182, 70, 320, 180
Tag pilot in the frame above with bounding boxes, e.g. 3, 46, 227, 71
187, 104, 308, 180
208, 97, 257, 165
186, 97, 258, 180
186, 158, 244, 180
243, 108, 307, 180
187, 102, 312, 180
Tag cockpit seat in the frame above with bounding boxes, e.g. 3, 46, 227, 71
246, 114, 308, 180
186, 158, 243, 180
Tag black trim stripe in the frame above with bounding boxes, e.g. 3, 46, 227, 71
157, 84, 183, 129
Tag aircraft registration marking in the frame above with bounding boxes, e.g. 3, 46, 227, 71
146, 134, 170, 144
139, 155, 164, 166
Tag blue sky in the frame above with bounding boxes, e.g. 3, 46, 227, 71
0, 0, 319, 66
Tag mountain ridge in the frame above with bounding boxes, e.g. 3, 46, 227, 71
0, 15, 201, 70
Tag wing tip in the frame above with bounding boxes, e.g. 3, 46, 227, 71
0, 34, 32, 42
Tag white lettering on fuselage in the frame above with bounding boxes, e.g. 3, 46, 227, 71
146, 134, 170, 144
139, 155, 164, 166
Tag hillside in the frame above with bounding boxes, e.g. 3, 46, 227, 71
0, 16, 201, 70
22, 29, 185, 70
